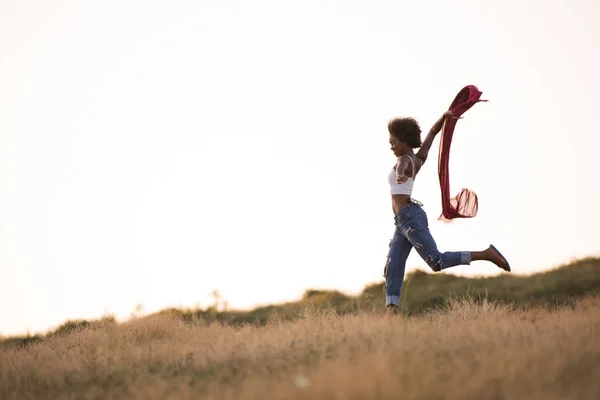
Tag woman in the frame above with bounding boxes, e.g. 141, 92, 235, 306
384, 110, 510, 315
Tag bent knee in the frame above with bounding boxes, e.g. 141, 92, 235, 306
425, 254, 443, 272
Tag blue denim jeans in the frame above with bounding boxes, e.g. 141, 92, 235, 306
384, 202, 471, 306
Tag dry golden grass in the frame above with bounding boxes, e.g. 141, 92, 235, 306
2, 297, 600, 400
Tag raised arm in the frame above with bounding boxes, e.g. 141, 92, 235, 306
415, 111, 458, 165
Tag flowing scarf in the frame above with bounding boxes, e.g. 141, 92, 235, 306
438, 85, 487, 221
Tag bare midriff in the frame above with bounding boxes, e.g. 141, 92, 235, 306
391, 194, 411, 216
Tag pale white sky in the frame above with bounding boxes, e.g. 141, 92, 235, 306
1, 0, 599, 336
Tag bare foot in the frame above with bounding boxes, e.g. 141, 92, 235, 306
487, 245, 511, 272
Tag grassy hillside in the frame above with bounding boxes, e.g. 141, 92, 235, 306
2, 256, 600, 349
2, 290, 600, 399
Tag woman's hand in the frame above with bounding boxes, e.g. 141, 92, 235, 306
443, 110, 461, 120
396, 174, 409, 184
395, 156, 410, 183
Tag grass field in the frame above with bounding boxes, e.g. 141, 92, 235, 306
2, 295, 600, 399
2, 257, 600, 399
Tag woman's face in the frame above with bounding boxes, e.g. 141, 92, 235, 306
389, 135, 404, 157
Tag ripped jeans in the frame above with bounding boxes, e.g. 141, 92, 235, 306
384, 202, 471, 306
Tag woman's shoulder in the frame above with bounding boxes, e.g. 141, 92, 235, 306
402, 154, 422, 168
408, 154, 422, 176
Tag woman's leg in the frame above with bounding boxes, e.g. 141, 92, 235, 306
401, 206, 510, 272
385, 229, 413, 310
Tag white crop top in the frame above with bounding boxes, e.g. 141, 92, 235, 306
388, 155, 417, 195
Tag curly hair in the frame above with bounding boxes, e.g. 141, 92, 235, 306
387, 117, 422, 148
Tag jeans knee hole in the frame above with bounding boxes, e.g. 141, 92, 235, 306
427, 256, 442, 272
